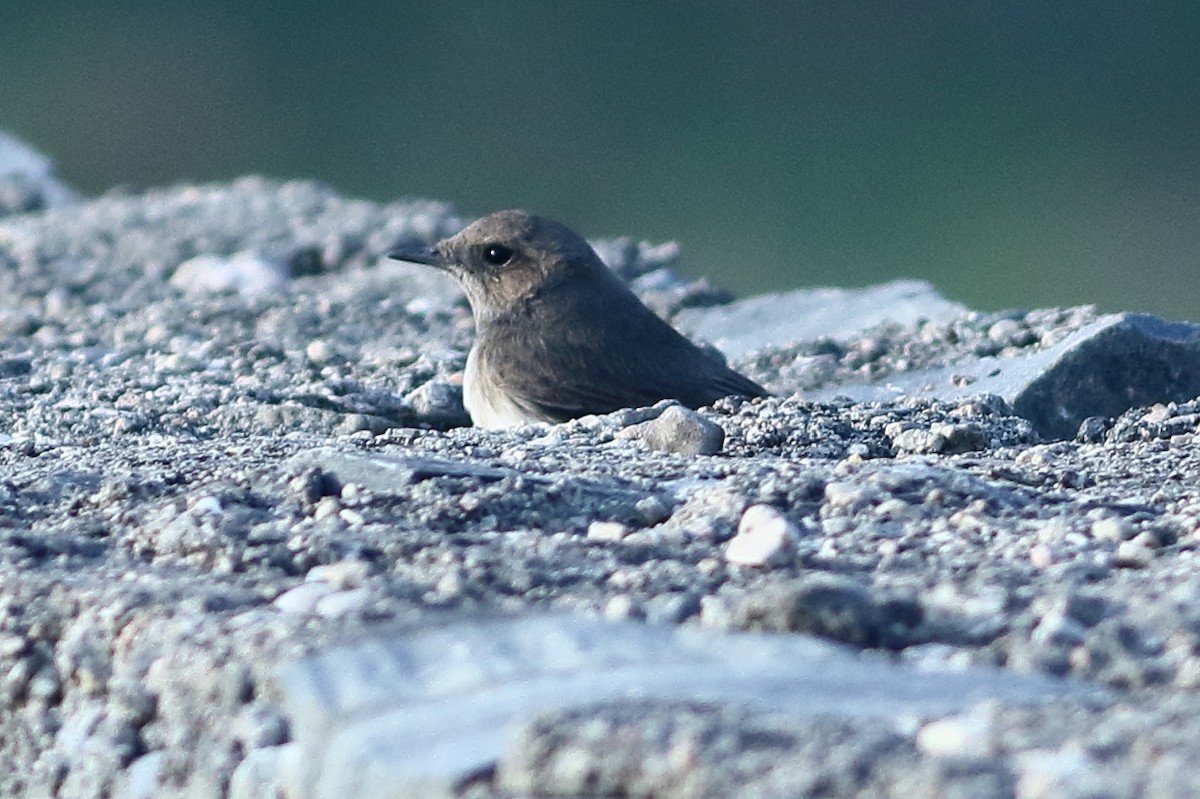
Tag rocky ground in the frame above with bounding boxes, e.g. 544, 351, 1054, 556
4, 133, 1200, 798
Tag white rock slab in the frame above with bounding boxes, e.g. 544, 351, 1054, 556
675, 279, 966, 358
278, 615, 1094, 799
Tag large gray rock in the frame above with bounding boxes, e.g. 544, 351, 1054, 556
278, 616, 1091, 799
813, 313, 1200, 439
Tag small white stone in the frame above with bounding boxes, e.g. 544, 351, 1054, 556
635, 496, 672, 525
305, 339, 336, 363
338, 508, 365, 526
1114, 539, 1155, 568
587, 521, 629, 542
987, 318, 1022, 342
316, 588, 371, 618
1029, 543, 1055, 569
724, 504, 798, 567
189, 495, 223, 515
0, 634, 25, 658
404, 296, 436, 314
229, 744, 295, 799
699, 595, 735, 628
873, 498, 912, 520
821, 517, 854, 536
1090, 516, 1135, 542
1131, 530, 1161, 549
1031, 611, 1086, 647
272, 581, 335, 614
119, 751, 166, 799
916, 706, 995, 757
313, 497, 340, 521
1013, 748, 1095, 799
231, 739, 300, 796
435, 567, 465, 597
822, 481, 875, 510
306, 560, 370, 590
603, 594, 640, 620
170, 251, 288, 298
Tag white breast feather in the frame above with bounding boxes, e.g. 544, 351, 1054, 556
462, 345, 550, 429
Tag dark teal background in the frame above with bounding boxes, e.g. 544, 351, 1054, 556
5, 2, 1199, 318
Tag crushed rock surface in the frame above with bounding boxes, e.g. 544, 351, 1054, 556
1, 165, 1200, 797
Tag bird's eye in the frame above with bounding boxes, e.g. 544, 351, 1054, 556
482, 244, 514, 266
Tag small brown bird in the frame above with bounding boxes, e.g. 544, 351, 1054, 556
389, 210, 767, 429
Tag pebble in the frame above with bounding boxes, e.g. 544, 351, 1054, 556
603, 594, 641, 621
0, 634, 26, 658
987, 318, 1023, 343
587, 521, 629, 542
888, 422, 986, 454
1091, 516, 1136, 542
337, 508, 365, 526
644, 592, 701, 624
932, 421, 987, 452
915, 705, 996, 757
634, 495, 672, 526
305, 339, 337, 364
228, 744, 292, 799
1029, 543, 1055, 569
874, 498, 913, 520
821, 517, 854, 536
273, 581, 335, 614
306, 560, 370, 590
822, 481, 876, 510
313, 497, 340, 521
614, 404, 725, 456
120, 751, 166, 799
1114, 539, 1155, 568
170, 252, 288, 298
405, 381, 470, 427
1034, 517, 1070, 542
189, 495, 223, 515
724, 504, 798, 567
1012, 748, 1098, 799
1132, 530, 1162, 549
1076, 416, 1111, 443
435, 568, 465, 597
315, 587, 371, 618
698, 595, 735, 628
1031, 610, 1086, 647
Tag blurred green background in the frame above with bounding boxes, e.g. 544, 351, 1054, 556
4, 1, 1199, 318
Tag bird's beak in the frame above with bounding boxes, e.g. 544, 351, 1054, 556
387, 243, 446, 268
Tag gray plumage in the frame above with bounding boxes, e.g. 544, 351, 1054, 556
389, 210, 767, 429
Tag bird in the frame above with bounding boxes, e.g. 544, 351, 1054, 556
388, 210, 767, 429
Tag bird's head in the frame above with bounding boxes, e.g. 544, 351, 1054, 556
389, 210, 601, 322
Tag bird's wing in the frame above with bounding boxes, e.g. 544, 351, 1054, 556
480, 289, 766, 422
